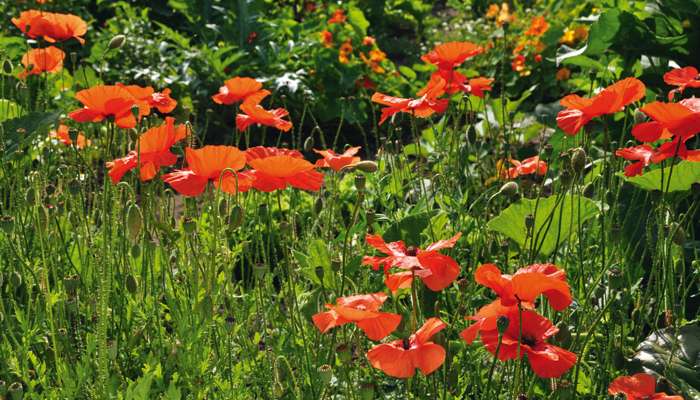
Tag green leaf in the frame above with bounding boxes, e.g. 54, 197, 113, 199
585, 9, 621, 55
399, 65, 416, 80
634, 322, 700, 397
561, 54, 605, 71
347, 7, 370, 36
487, 194, 603, 256
0, 99, 23, 123
383, 211, 436, 245
620, 161, 700, 192
1, 111, 61, 160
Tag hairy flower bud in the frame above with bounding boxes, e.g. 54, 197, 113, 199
126, 204, 143, 243
303, 136, 314, 152
570, 147, 586, 174
108, 34, 126, 50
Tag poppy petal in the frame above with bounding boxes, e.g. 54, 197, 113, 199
355, 313, 402, 341
367, 343, 415, 378
413, 317, 446, 345
162, 170, 209, 196
526, 344, 577, 378
418, 252, 460, 291
411, 343, 446, 376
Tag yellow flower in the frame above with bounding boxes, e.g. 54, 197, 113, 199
486, 3, 500, 19
369, 49, 386, 63
496, 2, 514, 26
560, 28, 576, 46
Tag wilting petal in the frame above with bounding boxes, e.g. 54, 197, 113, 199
425, 232, 461, 251
413, 317, 446, 345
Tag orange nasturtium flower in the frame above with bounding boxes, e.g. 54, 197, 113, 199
367, 318, 447, 378
314, 146, 361, 171
362, 36, 376, 46
525, 16, 549, 37
19, 46, 65, 79
338, 40, 353, 64
505, 156, 548, 179
320, 30, 333, 48
485, 3, 500, 19
556, 77, 645, 135
245, 146, 324, 192
212, 77, 263, 105
12, 10, 88, 44
608, 373, 683, 400
421, 41, 484, 70
49, 124, 89, 149
236, 90, 293, 132
106, 117, 187, 183
162, 145, 252, 197
362, 233, 462, 292
477, 308, 577, 378
328, 9, 346, 24
69, 85, 140, 129
663, 66, 700, 100
312, 293, 401, 340
371, 76, 450, 125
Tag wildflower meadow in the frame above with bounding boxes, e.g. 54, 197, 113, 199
0, 0, 699, 399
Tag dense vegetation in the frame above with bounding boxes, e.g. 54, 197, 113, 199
0, 0, 699, 399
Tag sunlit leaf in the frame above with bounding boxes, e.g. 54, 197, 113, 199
620, 161, 700, 192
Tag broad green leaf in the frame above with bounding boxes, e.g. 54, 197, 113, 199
634, 322, 700, 397
585, 9, 621, 55
0, 99, 23, 123
399, 65, 416, 80
347, 7, 369, 36
383, 211, 436, 246
562, 54, 605, 71
1, 111, 61, 159
620, 161, 700, 192
487, 194, 603, 256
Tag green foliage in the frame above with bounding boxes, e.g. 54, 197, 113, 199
621, 161, 700, 192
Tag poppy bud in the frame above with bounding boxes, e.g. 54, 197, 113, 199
108, 34, 126, 50
130, 243, 141, 259
355, 174, 366, 191
497, 315, 509, 333
583, 182, 595, 198
352, 161, 378, 173
303, 136, 314, 152
25, 187, 36, 205
570, 147, 586, 174
229, 204, 244, 228
555, 324, 571, 347
125, 274, 138, 294
498, 181, 519, 198
633, 109, 647, 124
63, 274, 80, 296
253, 263, 268, 279
336, 343, 352, 363
314, 197, 323, 214
359, 382, 375, 400
317, 364, 333, 386
0, 215, 14, 234
182, 217, 196, 234
314, 266, 324, 282
331, 258, 341, 272
524, 214, 535, 230
560, 169, 573, 186
126, 204, 143, 243
2, 59, 12, 75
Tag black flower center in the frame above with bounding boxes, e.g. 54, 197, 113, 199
402, 338, 411, 350
521, 335, 537, 347
406, 246, 418, 257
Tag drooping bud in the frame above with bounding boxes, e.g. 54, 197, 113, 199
570, 147, 586, 174
108, 34, 126, 50
303, 136, 314, 152
314, 266, 324, 282
126, 204, 143, 243
229, 204, 244, 228
498, 181, 519, 198
125, 274, 138, 294
2, 59, 13, 75
524, 214, 535, 230
352, 161, 378, 173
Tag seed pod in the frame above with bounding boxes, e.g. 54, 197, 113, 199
317, 364, 332, 386
126, 204, 143, 242
607, 267, 623, 289
352, 161, 378, 173
0, 380, 6, 396
314, 266, 324, 282
182, 217, 196, 234
524, 214, 535, 230
336, 343, 352, 364
70, 51, 78, 66
229, 204, 244, 228
355, 174, 366, 191
303, 136, 314, 152
583, 182, 595, 198
130, 243, 141, 259
365, 208, 375, 225
253, 263, 268, 280
108, 34, 126, 50
125, 274, 138, 294
359, 382, 375, 400
570, 147, 586, 174
331, 258, 341, 272
2, 59, 13, 75
0, 215, 14, 234
8, 382, 23, 400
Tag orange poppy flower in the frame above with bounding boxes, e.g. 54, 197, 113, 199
328, 9, 346, 24
12, 10, 87, 44
212, 77, 263, 105
314, 146, 361, 171
478, 308, 577, 378
320, 30, 333, 48
615, 145, 655, 177
460, 298, 513, 345
608, 373, 683, 400
106, 117, 187, 183
505, 156, 548, 179
556, 77, 646, 135
149, 88, 177, 114
245, 146, 324, 192
616, 139, 700, 177
634, 99, 700, 140
49, 124, 89, 149
312, 293, 401, 341
367, 318, 446, 378
372, 76, 449, 125
236, 91, 293, 132
421, 41, 484, 70
475, 263, 572, 310
115, 83, 178, 118
525, 16, 549, 37
464, 77, 494, 98
663, 66, 700, 100
362, 233, 461, 292
162, 145, 251, 196
69, 85, 139, 129
19, 46, 65, 79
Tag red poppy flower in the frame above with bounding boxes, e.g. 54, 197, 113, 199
162, 145, 251, 196
608, 373, 683, 400
615, 145, 655, 177
367, 318, 446, 378
19, 46, 64, 79
236, 90, 293, 132
634, 99, 700, 141
460, 298, 513, 344
106, 117, 187, 183
312, 293, 401, 341
464, 77, 494, 98
505, 156, 547, 179
69, 85, 140, 129
479, 308, 577, 378
328, 9, 346, 24
421, 41, 484, 70
372, 76, 449, 125
149, 88, 177, 114
314, 146, 361, 171
49, 124, 89, 149
474, 263, 572, 311
663, 66, 700, 100
362, 233, 461, 292
245, 146, 323, 192
12, 10, 87, 44
116, 83, 176, 118
556, 77, 646, 135
418, 71, 493, 98
212, 77, 263, 105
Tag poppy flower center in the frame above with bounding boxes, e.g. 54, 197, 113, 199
402, 338, 411, 350
521, 335, 537, 347
406, 246, 418, 257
